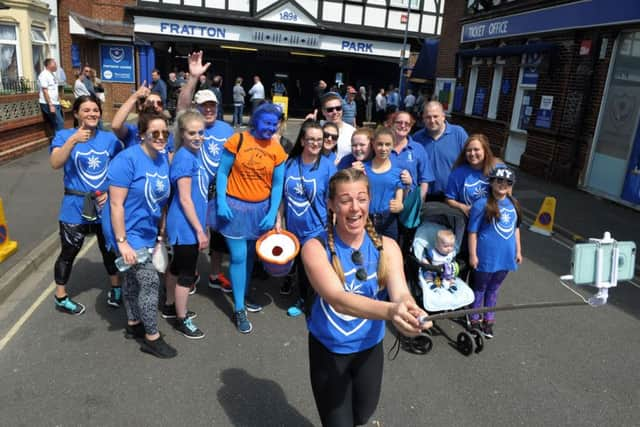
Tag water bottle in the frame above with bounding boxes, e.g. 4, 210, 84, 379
115, 247, 151, 272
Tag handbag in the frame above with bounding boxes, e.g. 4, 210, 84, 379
152, 241, 169, 273
398, 187, 423, 229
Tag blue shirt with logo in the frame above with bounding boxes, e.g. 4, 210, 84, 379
51, 128, 121, 224
446, 165, 491, 206
364, 162, 403, 214
283, 156, 335, 245
199, 120, 234, 181
468, 197, 519, 272
102, 145, 170, 251
307, 231, 386, 354
412, 122, 468, 194
390, 137, 433, 191
166, 147, 209, 245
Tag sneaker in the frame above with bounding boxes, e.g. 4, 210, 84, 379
280, 275, 294, 295
234, 309, 252, 334
175, 317, 205, 340
107, 287, 122, 308
140, 336, 177, 359
55, 296, 86, 315
483, 322, 494, 339
208, 273, 232, 293
287, 298, 304, 317
245, 297, 263, 313
160, 304, 197, 320
125, 323, 145, 339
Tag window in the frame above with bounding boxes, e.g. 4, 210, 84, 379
31, 27, 48, 77
487, 64, 503, 119
464, 64, 479, 115
0, 24, 20, 89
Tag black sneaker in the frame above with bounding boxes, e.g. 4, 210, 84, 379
55, 296, 86, 315
160, 304, 197, 320
280, 275, 293, 295
107, 287, 122, 308
175, 317, 205, 340
245, 297, 263, 313
483, 322, 494, 339
125, 323, 145, 339
140, 336, 177, 359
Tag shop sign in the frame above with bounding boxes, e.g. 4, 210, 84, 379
100, 45, 134, 84
461, 0, 640, 43
522, 68, 538, 86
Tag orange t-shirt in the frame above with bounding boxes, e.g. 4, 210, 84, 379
224, 131, 288, 202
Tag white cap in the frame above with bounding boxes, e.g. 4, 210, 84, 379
194, 89, 218, 105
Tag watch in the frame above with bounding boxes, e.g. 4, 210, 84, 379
116, 236, 127, 243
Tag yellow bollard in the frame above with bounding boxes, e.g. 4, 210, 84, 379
0, 196, 18, 262
529, 196, 556, 237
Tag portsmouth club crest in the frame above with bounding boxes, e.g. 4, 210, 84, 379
285, 176, 317, 217
320, 267, 376, 336
463, 176, 489, 205
144, 172, 170, 212
492, 206, 517, 240
200, 136, 225, 178
74, 149, 110, 189
109, 47, 125, 63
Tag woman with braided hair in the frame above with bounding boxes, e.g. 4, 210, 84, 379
301, 168, 431, 427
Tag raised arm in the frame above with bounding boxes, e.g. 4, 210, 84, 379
112, 82, 150, 140
177, 51, 211, 113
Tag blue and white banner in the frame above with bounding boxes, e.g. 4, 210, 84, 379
461, 0, 640, 43
100, 45, 135, 84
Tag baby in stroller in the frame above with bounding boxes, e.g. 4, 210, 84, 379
420, 229, 459, 292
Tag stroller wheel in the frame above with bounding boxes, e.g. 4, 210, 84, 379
470, 328, 484, 353
457, 331, 476, 356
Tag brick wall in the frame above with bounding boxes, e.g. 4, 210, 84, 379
435, 0, 466, 78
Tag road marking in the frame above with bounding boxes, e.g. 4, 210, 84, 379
0, 237, 97, 352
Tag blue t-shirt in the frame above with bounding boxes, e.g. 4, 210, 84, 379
50, 129, 121, 224
307, 231, 386, 354
323, 151, 337, 166
468, 197, 519, 273
337, 153, 357, 170
102, 145, 171, 251
199, 120, 234, 181
166, 147, 210, 245
121, 123, 175, 153
342, 98, 356, 125
283, 156, 336, 245
390, 137, 434, 191
412, 122, 468, 194
364, 162, 403, 214
446, 164, 490, 206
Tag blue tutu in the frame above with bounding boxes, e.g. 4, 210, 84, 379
217, 195, 270, 240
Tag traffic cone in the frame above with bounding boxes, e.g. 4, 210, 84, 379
529, 196, 556, 236
0, 196, 18, 262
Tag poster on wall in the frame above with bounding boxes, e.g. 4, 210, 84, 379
473, 87, 486, 116
100, 45, 135, 84
434, 78, 456, 114
535, 95, 553, 128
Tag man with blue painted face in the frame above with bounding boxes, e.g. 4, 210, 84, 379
216, 103, 287, 334
177, 51, 235, 294
413, 101, 468, 201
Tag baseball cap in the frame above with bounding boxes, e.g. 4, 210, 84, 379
194, 89, 218, 105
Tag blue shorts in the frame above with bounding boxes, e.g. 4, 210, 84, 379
218, 195, 270, 240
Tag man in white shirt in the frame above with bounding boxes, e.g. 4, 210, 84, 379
375, 88, 387, 124
248, 75, 265, 113
320, 93, 355, 162
38, 58, 64, 132
404, 89, 416, 114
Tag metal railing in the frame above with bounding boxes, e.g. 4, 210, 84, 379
0, 78, 39, 95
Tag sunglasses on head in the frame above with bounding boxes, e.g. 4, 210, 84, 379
147, 130, 170, 140
323, 132, 339, 141
324, 106, 342, 113
351, 250, 368, 281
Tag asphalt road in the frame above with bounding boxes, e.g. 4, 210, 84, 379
1, 220, 639, 427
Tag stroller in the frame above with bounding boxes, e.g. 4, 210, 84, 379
404, 202, 485, 356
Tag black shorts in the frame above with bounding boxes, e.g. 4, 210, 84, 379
209, 230, 229, 254
169, 244, 199, 286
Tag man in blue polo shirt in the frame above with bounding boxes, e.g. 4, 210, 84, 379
412, 100, 468, 201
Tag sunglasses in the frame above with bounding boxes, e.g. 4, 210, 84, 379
145, 100, 163, 107
323, 132, 339, 141
324, 106, 342, 113
492, 178, 514, 186
400, 333, 433, 355
147, 130, 170, 140
351, 250, 368, 281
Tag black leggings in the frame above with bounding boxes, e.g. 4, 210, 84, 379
54, 221, 117, 285
169, 244, 199, 287
308, 334, 384, 427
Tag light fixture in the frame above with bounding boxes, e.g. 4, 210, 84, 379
220, 45, 257, 52
290, 51, 325, 58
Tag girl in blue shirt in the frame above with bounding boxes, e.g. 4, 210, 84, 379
301, 168, 429, 427
467, 165, 523, 339
49, 95, 121, 316
364, 128, 404, 240
336, 127, 373, 171
103, 110, 175, 358
164, 111, 209, 339
276, 120, 336, 317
